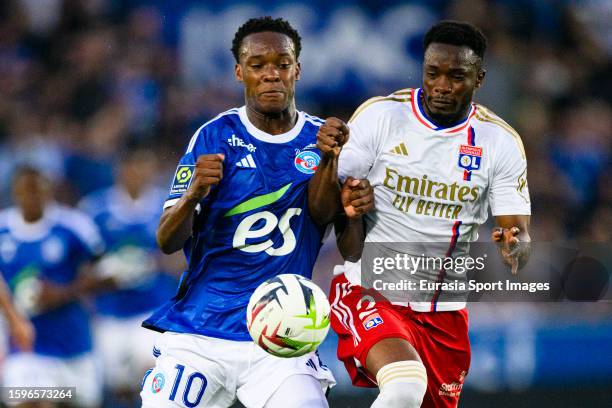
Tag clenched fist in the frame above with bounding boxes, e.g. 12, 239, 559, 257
341, 177, 375, 218
317, 117, 349, 159
492, 226, 522, 275
186, 154, 225, 201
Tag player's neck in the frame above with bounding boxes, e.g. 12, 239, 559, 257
21, 210, 44, 223
420, 94, 471, 128
245, 104, 298, 135
122, 184, 143, 201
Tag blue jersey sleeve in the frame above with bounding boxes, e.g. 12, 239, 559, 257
164, 121, 228, 209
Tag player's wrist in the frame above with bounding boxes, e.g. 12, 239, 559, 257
346, 213, 363, 222
183, 190, 206, 206
319, 153, 339, 165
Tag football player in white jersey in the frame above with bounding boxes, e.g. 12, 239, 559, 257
310, 21, 531, 408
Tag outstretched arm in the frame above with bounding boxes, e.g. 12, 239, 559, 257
157, 154, 224, 254
308, 118, 349, 226
492, 215, 531, 274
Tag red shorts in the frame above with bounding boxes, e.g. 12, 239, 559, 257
329, 273, 471, 408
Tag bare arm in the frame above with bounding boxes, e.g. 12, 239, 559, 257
335, 215, 366, 262
157, 154, 224, 254
492, 215, 531, 274
335, 178, 374, 261
0, 276, 34, 351
308, 118, 349, 226
156, 195, 200, 254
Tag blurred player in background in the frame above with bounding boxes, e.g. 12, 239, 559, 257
0, 166, 111, 407
140, 17, 349, 408
79, 148, 180, 407
311, 21, 532, 407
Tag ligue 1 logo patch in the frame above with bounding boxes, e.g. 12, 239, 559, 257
458, 145, 482, 171
364, 313, 384, 330
151, 373, 165, 394
170, 165, 195, 195
294, 150, 320, 174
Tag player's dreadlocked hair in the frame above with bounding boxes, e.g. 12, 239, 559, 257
424, 20, 487, 60
231, 16, 302, 62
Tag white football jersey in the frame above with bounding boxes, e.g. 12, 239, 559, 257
338, 88, 531, 312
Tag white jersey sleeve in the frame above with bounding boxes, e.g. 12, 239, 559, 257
488, 130, 531, 216
338, 98, 386, 181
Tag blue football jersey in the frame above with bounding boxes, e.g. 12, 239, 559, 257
0, 205, 104, 357
79, 186, 178, 318
144, 107, 326, 340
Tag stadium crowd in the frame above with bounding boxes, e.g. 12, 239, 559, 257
0, 0, 609, 242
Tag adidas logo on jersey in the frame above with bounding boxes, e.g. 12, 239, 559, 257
236, 154, 257, 169
227, 134, 257, 152
389, 143, 408, 156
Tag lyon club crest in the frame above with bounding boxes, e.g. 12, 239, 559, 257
458, 145, 482, 171
294, 150, 320, 174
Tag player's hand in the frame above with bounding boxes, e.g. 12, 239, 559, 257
316, 117, 349, 159
492, 227, 521, 275
7, 313, 35, 351
187, 154, 224, 201
341, 177, 374, 218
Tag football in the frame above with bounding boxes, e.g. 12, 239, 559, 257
246, 274, 331, 358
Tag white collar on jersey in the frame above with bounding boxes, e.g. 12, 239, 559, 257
238, 106, 305, 143
6, 204, 59, 242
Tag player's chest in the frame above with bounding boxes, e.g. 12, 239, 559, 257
373, 127, 490, 191
221, 134, 319, 195
98, 213, 157, 247
0, 232, 75, 281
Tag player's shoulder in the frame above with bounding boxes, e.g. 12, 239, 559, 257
473, 103, 526, 159
186, 108, 241, 152
78, 187, 113, 216
349, 88, 414, 123
302, 111, 325, 127
52, 205, 99, 238
195, 108, 241, 131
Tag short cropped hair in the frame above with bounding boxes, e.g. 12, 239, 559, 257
423, 20, 487, 59
231, 16, 302, 62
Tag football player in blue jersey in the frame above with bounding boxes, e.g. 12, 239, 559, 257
140, 16, 346, 408
0, 166, 110, 407
79, 147, 180, 407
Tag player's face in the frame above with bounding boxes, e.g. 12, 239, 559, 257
235, 32, 301, 114
422, 43, 485, 124
13, 173, 50, 222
